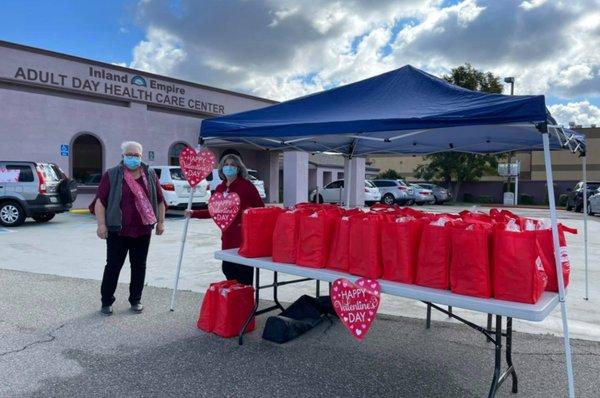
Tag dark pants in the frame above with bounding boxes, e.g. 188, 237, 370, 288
222, 261, 254, 286
101, 232, 151, 306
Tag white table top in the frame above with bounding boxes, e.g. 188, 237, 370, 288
215, 249, 559, 322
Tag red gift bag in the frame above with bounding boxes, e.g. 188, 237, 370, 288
415, 221, 452, 290
381, 218, 424, 284
296, 210, 338, 268
450, 224, 492, 298
326, 216, 352, 272
272, 210, 300, 264
197, 280, 237, 332
239, 207, 283, 258
493, 229, 548, 303
536, 224, 577, 292
349, 214, 383, 279
213, 283, 256, 338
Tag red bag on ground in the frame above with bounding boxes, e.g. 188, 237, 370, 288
536, 224, 577, 292
213, 283, 256, 338
239, 207, 283, 258
415, 221, 452, 290
197, 280, 238, 332
450, 224, 493, 298
349, 214, 383, 279
296, 210, 338, 268
272, 210, 300, 263
326, 215, 352, 272
493, 229, 548, 303
381, 218, 424, 284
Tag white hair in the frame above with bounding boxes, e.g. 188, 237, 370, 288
121, 141, 143, 154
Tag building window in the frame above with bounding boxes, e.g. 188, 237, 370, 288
169, 142, 189, 166
72, 134, 103, 185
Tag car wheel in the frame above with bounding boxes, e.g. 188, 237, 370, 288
312, 194, 323, 204
587, 203, 594, 216
32, 213, 56, 223
406, 199, 415, 206
0, 201, 26, 227
382, 194, 395, 205
575, 204, 582, 213
565, 204, 572, 211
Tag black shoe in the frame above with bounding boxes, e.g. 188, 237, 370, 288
101, 305, 113, 316
131, 303, 143, 313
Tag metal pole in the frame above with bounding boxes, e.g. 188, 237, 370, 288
542, 132, 575, 398
515, 164, 519, 205
170, 187, 195, 311
583, 155, 589, 300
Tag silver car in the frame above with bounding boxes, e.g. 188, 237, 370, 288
588, 188, 600, 216
370, 179, 414, 205
410, 184, 436, 205
418, 183, 451, 204
309, 180, 381, 205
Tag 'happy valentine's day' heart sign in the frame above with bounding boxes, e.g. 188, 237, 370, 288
332, 278, 381, 341
208, 192, 241, 231
179, 147, 216, 188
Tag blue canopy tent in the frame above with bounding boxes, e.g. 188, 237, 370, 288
199, 65, 585, 397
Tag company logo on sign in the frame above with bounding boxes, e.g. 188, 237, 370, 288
131, 75, 147, 87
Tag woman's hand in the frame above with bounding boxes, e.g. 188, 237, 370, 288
97, 224, 108, 239
156, 221, 165, 235
184, 210, 193, 218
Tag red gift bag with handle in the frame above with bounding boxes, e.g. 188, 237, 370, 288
296, 210, 339, 268
349, 214, 383, 279
381, 217, 424, 284
272, 210, 300, 264
239, 207, 283, 258
450, 224, 493, 298
415, 220, 452, 290
536, 224, 577, 292
197, 280, 238, 332
326, 215, 352, 272
212, 282, 256, 338
493, 229, 548, 303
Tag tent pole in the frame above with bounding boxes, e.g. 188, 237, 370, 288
583, 155, 589, 300
543, 132, 575, 398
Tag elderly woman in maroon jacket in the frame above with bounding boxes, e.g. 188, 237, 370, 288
186, 154, 263, 285
94, 141, 166, 315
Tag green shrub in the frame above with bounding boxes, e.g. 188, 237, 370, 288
476, 195, 495, 204
520, 194, 535, 205
463, 193, 475, 203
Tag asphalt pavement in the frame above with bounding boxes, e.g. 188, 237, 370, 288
1, 269, 599, 397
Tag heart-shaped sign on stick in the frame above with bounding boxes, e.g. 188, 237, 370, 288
179, 147, 216, 188
208, 192, 241, 231
332, 278, 381, 341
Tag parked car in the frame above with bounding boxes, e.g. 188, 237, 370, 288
587, 188, 600, 216
418, 183, 451, 204
207, 168, 266, 199
151, 166, 210, 210
409, 184, 435, 205
370, 179, 414, 205
565, 181, 600, 212
0, 161, 77, 226
309, 180, 381, 205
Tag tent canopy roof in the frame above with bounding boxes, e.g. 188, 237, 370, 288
201, 65, 584, 156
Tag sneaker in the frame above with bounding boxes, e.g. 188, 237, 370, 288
101, 305, 113, 316
131, 303, 143, 313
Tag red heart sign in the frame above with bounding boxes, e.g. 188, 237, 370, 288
179, 147, 216, 188
208, 192, 241, 231
332, 278, 381, 341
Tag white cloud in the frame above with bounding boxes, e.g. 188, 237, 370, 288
126, 0, 600, 122
548, 101, 600, 127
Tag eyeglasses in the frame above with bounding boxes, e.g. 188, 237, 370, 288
124, 153, 142, 158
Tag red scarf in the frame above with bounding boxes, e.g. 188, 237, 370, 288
123, 168, 157, 225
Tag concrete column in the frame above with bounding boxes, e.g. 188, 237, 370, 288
283, 151, 309, 207
316, 169, 323, 190
343, 157, 366, 208
267, 151, 280, 203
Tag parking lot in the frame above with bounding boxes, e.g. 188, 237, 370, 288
1, 204, 599, 341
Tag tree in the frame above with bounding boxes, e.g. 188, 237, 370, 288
375, 169, 402, 180
414, 63, 503, 201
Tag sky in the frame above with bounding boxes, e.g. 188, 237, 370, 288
1, 0, 599, 126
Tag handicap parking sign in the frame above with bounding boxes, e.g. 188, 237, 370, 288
60, 144, 69, 156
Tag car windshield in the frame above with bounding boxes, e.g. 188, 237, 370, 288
587, 183, 600, 190
397, 180, 408, 187
365, 181, 375, 188
170, 168, 186, 181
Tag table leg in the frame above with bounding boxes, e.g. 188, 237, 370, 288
273, 271, 285, 312
506, 317, 518, 393
487, 313, 493, 343
488, 315, 502, 398
448, 306, 453, 317
316, 280, 321, 298
426, 303, 432, 329
238, 268, 260, 346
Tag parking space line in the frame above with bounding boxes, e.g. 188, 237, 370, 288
0, 227, 15, 234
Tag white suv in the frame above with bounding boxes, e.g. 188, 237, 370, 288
151, 166, 210, 210
207, 169, 267, 199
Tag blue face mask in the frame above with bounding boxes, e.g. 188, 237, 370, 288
123, 155, 141, 170
222, 165, 238, 178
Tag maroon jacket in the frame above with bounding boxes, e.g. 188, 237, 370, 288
193, 177, 264, 249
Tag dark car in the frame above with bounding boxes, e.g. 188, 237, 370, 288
418, 183, 451, 204
565, 181, 600, 212
0, 161, 77, 226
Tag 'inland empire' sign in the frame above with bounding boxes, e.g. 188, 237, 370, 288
13, 66, 225, 115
